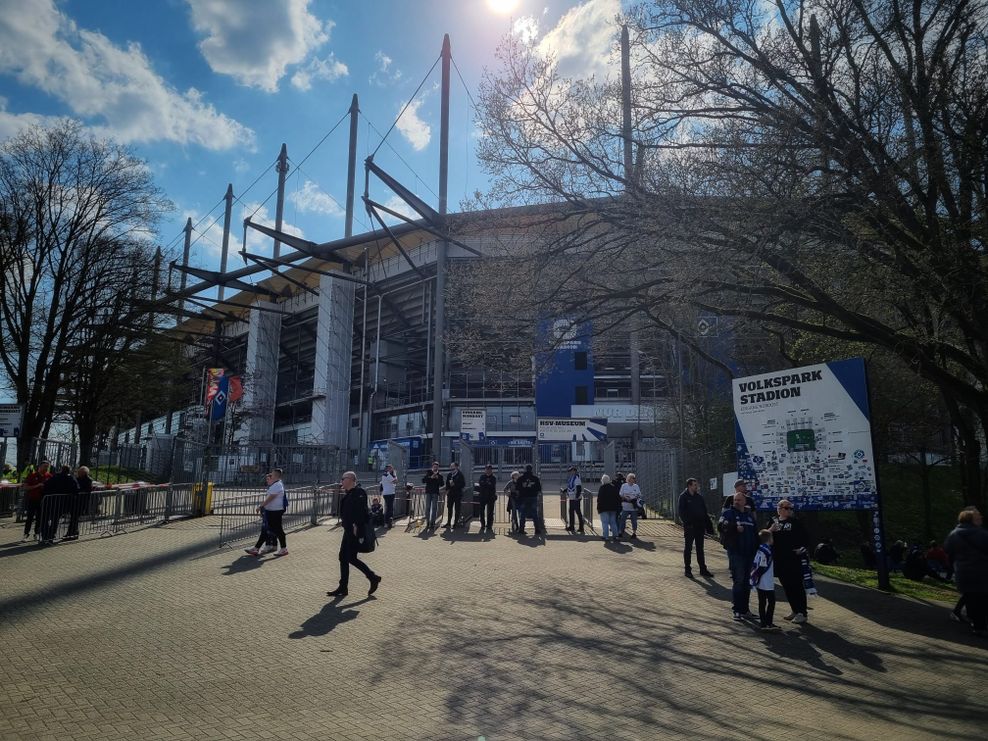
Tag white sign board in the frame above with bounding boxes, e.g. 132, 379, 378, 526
460, 408, 486, 441
0, 404, 23, 438
537, 417, 607, 442
733, 358, 877, 511
570, 404, 655, 424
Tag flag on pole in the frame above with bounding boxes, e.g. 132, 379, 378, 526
209, 373, 229, 422
205, 368, 226, 407
228, 376, 243, 403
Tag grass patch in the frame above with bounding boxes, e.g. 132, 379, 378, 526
815, 563, 957, 603
88, 464, 160, 485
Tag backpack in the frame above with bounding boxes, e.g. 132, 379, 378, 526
717, 517, 734, 550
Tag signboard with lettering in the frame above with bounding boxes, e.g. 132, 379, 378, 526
0, 404, 23, 438
536, 417, 607, 442
459, 408, 486, 441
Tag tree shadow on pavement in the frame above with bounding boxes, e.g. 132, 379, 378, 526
289, 597, 372, 639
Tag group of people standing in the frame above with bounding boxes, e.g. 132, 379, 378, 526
20, 460, 94, 545
680, 478, 813, 632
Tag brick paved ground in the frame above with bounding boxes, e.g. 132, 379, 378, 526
0, 512, 984, 741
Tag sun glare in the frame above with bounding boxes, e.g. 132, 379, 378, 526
486, 0, 520, 15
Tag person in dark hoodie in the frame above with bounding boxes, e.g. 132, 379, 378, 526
678, 477, 714, 578
444, 461, 466, 529
945, 507, 988, 636
719, 491, 758, 621
596, 474, 622, 542
422, 461, 443, 531
515, 464, 543, 536
63, 465, 93, 541
40, 465, 78, 544
476, 464, 497, 533
767, 499, 811, 624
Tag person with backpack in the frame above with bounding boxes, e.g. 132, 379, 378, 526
328, 471, 381, 598
719, 491, 758, 621
245, 468, 288, 557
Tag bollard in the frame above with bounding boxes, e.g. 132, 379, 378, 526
310, 485, 319, 526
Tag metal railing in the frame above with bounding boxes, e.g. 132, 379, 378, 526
31, 485, 195, 543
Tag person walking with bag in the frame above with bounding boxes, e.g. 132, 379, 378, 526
328, 471, 381, 598
245, 468, 288, 557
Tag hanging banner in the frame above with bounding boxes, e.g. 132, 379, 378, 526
459, 408, 486, 440
205, 368, 226, 407
209, 374, 229, 422
537, 417, 607, 442
733, 357, 877, 511
0, 404, 23, 438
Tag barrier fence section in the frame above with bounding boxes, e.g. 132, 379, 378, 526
33, 485, 194, 542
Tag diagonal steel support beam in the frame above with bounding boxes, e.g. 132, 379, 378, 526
170, 261, 280, 298
241, 252, 318, 297
365, 200, 427, 279
364, 197, 483, 257
238, 250, 369, 286
365, 159, 442, 224
244, 220, 356, 265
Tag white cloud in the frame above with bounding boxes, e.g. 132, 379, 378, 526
187, 0, 334, 93
512, 16, 540, 44
538, 0, 620, 80
382, 195, 418, 223
395, 99, 431, 151
0, 97, 63, 140
370, 50, 403, 86
233, 158, 251, 174
0, 0, 253, 150
290, 179, 344, 217
291, 52, 348, 91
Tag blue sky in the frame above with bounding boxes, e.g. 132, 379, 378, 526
0, 0, 625, 274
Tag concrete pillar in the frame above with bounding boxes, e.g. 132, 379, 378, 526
312, 274, 356, 448
243, 302, 282, 442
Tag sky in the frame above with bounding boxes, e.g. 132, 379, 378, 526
0, 0, 627, 275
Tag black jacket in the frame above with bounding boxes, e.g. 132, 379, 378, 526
340, 486, 369, 531
422, 470, 443, 495
596, 482, 621, 512
43, 471, 79, 498
945, 523, 988, 594
516, 471, 542, 499
477, 473, 497, 501
678, 489, 711, 529
445, 469, 466, 496
767, 516, 809, 565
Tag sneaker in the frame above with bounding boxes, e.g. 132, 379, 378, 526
761, 624, 783, 633
274, 547, 288, 556
685, 570, 695, 579
699, 570, 715, 578
783, 612, 797, 621
368, 575, 381, 596
578, 529, 585, 535
326, 587, 347, 597
792, 613, 807, 624
733, 612, 743, 622
244, 547, 260, 556
258, 544, 276, 554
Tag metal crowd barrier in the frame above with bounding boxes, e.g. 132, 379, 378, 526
33, 485, 185, 542
0, 484, 19, 518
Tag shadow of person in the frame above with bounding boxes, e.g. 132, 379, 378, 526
604, 541, 633, 554
628, 539, 657, 552
289, 597, 372, 639
797, 623, 887, 672
417, 527, 436, 540
220, 555, 267, 575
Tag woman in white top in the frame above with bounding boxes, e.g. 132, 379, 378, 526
245, 468, 288, 556
619, 473, 642, 539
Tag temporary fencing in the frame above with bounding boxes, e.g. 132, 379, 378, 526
33, 484, 196, 542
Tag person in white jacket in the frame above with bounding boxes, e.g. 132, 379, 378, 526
619, 473, 642, 539
751, 529, 782, 632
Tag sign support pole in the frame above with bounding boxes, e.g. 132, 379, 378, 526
864, 360, 891, 590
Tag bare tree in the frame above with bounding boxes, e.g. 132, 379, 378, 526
472, 0, 988, 507
0, 121, 172, 466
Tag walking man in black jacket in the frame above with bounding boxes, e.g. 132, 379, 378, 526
328, 471, 381, 598
444, 461, 466, 528
678, 477, 714, 578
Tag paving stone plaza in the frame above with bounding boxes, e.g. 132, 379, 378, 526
1, 513, 984, 740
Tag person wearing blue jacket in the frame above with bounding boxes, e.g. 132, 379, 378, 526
719, 491, 758, 621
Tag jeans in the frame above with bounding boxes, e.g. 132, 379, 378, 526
478, 499, 496, 528
425, 493, 439, 527
509, 500, 520, 532
567, 499, 585, 531
445, 493, 462, 525
255, 509, 286, 549
518, 498, 539, 533
23, 499, 42, 537
619, 509, 638, 534
383, 494, 395, 524
599, 511, 618, 539
757, 588, 776, 626
728, 550, 754, 613
683, 523, 708, 571
338, 532, 376, 589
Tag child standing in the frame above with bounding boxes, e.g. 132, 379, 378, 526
751, 529, 782, 632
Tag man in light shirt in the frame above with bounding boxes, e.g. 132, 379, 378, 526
380, 464, 398, 528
